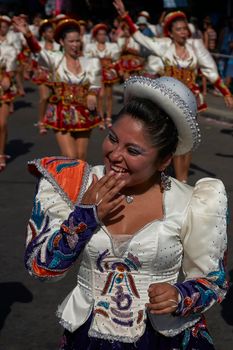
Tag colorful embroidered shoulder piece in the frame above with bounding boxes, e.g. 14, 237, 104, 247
28, 157, 90, 207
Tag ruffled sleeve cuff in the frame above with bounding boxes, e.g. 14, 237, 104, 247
121, 13, 138, 34
24, 31, 41, 53
214, 77, 232, 97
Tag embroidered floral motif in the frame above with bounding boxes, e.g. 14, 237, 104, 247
181, 316, 213, 350
56, 161, 80, 173
111, 286, 132, 310
28, 199, 50, 244
176, 259, 228, 317
61, 217, 87, 235
97, 301, 110, 309
94, 250, 142, 329
31, 199, 45, 230
94, 308, 109, 318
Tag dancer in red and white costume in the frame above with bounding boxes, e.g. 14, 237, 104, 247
85, 23, 120, 128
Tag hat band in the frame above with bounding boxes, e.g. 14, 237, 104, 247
124, 76, 201, 151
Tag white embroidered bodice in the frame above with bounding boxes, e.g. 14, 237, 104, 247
32, 165, 227, 342
132, 32, 219, 83
84, 42, 120, 61
0, 42, 17, 72
36, 50, 101, 88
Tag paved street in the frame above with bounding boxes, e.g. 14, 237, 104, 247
0, 82, 232, 350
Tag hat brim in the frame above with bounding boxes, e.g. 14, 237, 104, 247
39, 19, 54, 37
124, 76, 200, 155
0, 17, 11, 25
54, 19, 80, 43
163, 12, 191, 37
92, 24, 108, 37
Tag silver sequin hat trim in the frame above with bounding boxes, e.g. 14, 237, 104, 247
124, 76, 201, 155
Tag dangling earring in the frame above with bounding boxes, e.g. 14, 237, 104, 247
161, 171, 171, 191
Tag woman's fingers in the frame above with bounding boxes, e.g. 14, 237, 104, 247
147, 305, 177, 315
148, 292, 172, 304
113, 0, 126, 16
90, 174, 98, 188
82, 172, 125, 207
146, 283, 179, 315
146, 299, 178, 314
97, 194, 125, 221
225, 95, 233, 109
101, 177, 126, 202
97, 172, 124, 197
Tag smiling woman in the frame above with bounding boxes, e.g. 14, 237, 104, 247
25, 76, 228, 350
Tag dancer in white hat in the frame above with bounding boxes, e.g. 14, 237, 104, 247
25, 76, 227, 350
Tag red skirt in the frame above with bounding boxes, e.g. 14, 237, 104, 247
44, 100, 101, 132
0, 77, 17, 105
118, 54, 144, 74
32, 65, 51, 85
101, 58, 119, 85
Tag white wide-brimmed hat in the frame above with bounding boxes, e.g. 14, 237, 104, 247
124, 76, 201, 155
136, 16, 149, 26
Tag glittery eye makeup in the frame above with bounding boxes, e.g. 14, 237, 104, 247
108, 129, 146, 156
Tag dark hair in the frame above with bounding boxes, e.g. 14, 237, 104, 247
60, 26, 80, 40
114, 98, 178, 160
168, 17, 188, 33
39, 23, 53, 38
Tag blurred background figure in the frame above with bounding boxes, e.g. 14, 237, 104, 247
85, 23, 120, 129
202, 16, 217, 96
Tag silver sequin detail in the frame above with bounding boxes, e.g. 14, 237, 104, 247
88, 328, 142, 344
124, 76, 201, 151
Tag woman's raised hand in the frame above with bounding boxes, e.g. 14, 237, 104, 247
146, 282, 180, 315
113, 0, 127, 17
224, 95, 233, 109
12, 16, 29, 35
87, 94, 97, 111
81, 171, 126, 221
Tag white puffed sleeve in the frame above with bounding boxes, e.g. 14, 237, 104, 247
180, 177, 227, 278
37, 49, 59, 70
25, 177, 100, 281
4, 46, 17, 72
192, 39, 219, 83
174, 178, 228, 317
83, 43, 94, 58
109, 42, 120, 61
117, 37, 125, 50
132, 31, 171, 56
86, 57, 102, 90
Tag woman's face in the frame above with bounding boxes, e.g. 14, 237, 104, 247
43, 27, 54, 41
0, 22, 9, 36
102, 115, 164, 189
169, 20, 189, 44
96, 29, 107, 44
60, 31, 81, 58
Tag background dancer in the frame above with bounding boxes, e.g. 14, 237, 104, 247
0, 19, 17, 171
85, 23, 120, 129
25, 77, 227, 350
13, 16, 101, 160
113, 0, 233, 183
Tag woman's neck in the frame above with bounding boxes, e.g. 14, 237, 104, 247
97, 42, 106, 50
122, 173, 161, 197
44, 39, 54, 49
65, 52, 79, 61
174, 40, 186, 49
